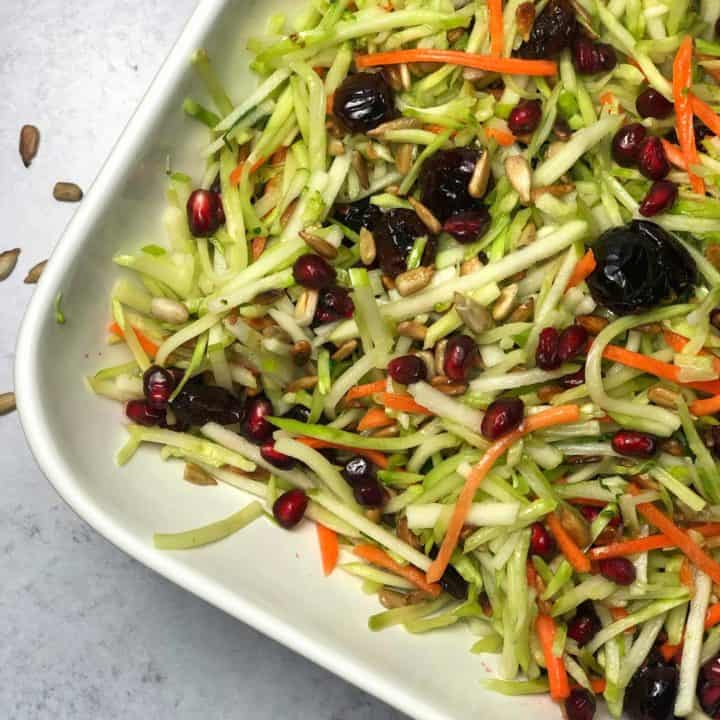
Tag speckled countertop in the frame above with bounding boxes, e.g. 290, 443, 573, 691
0, 3, 403, 718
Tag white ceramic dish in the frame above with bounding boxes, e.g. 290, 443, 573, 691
15, 2, 561, 718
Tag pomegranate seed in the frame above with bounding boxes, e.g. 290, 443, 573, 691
292, 253, 336, 290
536, 327, 561, 370
560, 367, 586, 388
508, 99, 542, 135
260, 442, 295, 470
611, 430, 658, 458
636, 88, 674, 119
442, 209, 491, 244
572, 36, 616, 74
143, 365, 175, 411
186, 189, 223, 237
244, 395, 274, 443
443, 334, 477, 382
125, 398, 163, 426
342, 456, 376, 486
557, 324, 588, 362
314, 285, 355, 324
639, 180, 678, 217
481, 398, 524, 440
273, 489, 308, 529
700, 681, 720, 718
565, 688, 596, 720
637, 136, 670, 180
611, 123, 647, 167
353, 477, 385, 507
703, 656, 720, 685
387, 355, 427, 385
567, 605, 601, 647
598, 557, 636, 585
530, 522, 556, 560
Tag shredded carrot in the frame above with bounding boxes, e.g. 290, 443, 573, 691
660, 642, 683, 662
588, 534, 673, 561
326, 91, 335, 115
630, 485, 720, 585
663, 330, 720, 374
357, 407, 394, 432
599, 91, 616, 109
546, 512, 591, 573
589, 678, 607, 695
353, 544, 442, 596
312, 66, 327, 77
673, 36, 705, 194
485, 126, 517, 146
692, 523, 720, 538
426, 404, 581, 583
229, 156, 266, 186
705, 602, 720, 629
296, 437, 389, 468
690, 94, 720, 139
316, 523, 339, 576
566, 249, 597, 291
610, 606, 629, 622
345, 379, 386, 402
270, 147, 288, 165
690, 395, 720, 417
376, 392, 432, 415
355, 49, 557, 76
680, 557, 695, 592
108, 321, 159, 358
424, 123, 450, 134
488, 0, 504, 57
661, 139, 689, 170
526, 560, 540, 590
536, 614, 571, 700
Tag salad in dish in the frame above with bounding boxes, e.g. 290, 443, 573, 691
88, 0, 720, 717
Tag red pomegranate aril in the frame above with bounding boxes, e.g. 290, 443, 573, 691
314, 285, 355, 324
565, 688, 596, 720
536, 327, 561, 370
560, 367, 585, 388
530, 522, 556, 560
353, 477, 385, 507
443, 334, 477, 382
567, 612, 599, 647
611, 430, 658, 458
637, 136, 670, 180
125, 399, 163, 426
481, 398, 525, 440
260, 442, 295, 470
573, 36, 616, 74
186, 189, 223, 237
598, 557, 636, 585
442, 208, 491, 244
699, 682, 720, 718
388, 355, 427, 385
639, 180, 678, 217
143, 365, 175, 411
508, 99, 542, 135
273, 489, 308, 529
244, 395, 274, 443
612, 123, 647, 167
636, 88, 674, 119
293, 253, 336, 290
557, 324, 588, 362
702, 655, 720, 685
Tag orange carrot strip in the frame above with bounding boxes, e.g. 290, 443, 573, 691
566, 249, 597, 291
673, 36, 705, 194
663, 330, 720, 374
588, 535, 673, 560
488, 0, 504, 57
660, 642, 683, 662
690, 395, 720, 417
536, 614, 571, 700
630, 485, 720, 584
680, 557, 694, 591
691, 94, 720, 139
693, 523, 720, 538
610, 606, 629, 622
486, 127, 516, 146
661, 139, 689, 170
426, 405, 581, 583
353, 544, 442, 596
705, 602, 720, 629
589, 678, 607, 695
270, 147, 288, 165
326, 92, 335, 115
355, 49, 557, 76
108, 321, 160, 358
599, 91, 616, 108
357, 407, 394, 432
229, 156, 266, 186
376, 392, 432, 415
316, 524, 339, 576
546, 513, 591, 573
296, 437, 389, 469
345, 379, 386, 402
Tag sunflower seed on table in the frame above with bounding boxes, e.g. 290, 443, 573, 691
359, 228, 376, 266
0, 392, 16, 415
19, 125, 40, 167
24, 259, 47, 284
0, 249, 20, 281
53, 182, 83, 202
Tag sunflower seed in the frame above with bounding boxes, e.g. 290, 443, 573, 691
352, 150, 369, 189
0, 392, 16, 415
414, 350, 435, 377
53, 182, 83, 203
328, 138, 345, 156
24, 259, 47, 284
0, 248, 20, 281
397, 320, 427, 340
395, 266, 433, 296
430, 376, 467, 395
576, 314, 609, 335
434, 339, 448, 374
491, 283, 519, 321
509, 297, 534, 322
295, 289, 318, 327
648, 385, 681, 409
332, 339, 358, 361
505, 156, 532, 204
408, 197, 442, 234
367, 117, 421, 137
516, 222, 537, 247
454, 292, 493, 333
359, 228, 376, 265
460, 256, 484, 276
395, 143, 414, 175
19, 125, 40, 167
299, 230, 338, 259
287, 375, 318, 392
184, 463, 218, 486
291, 339, 312, 365
151, 297, 189, 325
468, 151, 491, 199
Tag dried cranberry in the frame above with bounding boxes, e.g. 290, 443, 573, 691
639, 181, 677, 217
428, 546, 469, 599
626, 663, 678, 720
171, 383, 245, 427
387, 355, 427, 385
612, 123, 647, 167
481, 398, 524, 440
283, 404, 310, 423
573, 36, 617, 74
260, 441, 295, 470
333, 198, 382, 234
611, 430, 658, 458
353, 477, 385, 507
703, 655, 720, 685
342, 456, 376, 487
699, 682, 720, 719
517, 0, 577, 59
443, 334, 477, 382
293, 253, 336, 290
442, 208, 491, 244
637, 136, 670, 180
314, 285, 355, 325
143, 365, 175, 411
567, 603, 601, 646
186, 189, 223, 237
125, 399, 163, 426
530, 522, 556, 559
373, 209, 435, 277
565, 688, 596, 720
273, 489, 308, 529
557, 324, 588, 362
419, 148, 484, 222
508, 100, 542, 135
332, 72, 395, 133
595, 42, 617, 72
243, 395, 274, 443
598, 557, 636, 585
536, 327, 561, 370
559, 367, 586, 388
636, 88, 674, 119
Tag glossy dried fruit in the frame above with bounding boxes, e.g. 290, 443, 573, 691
387, 355, 427, 385
481, 398, 524, 440
443, 334, 477, 382
293, 253, 336, 289
637, 136, 670, 180
530, 522, 556, 559
567, 602, 601, 646
517, 0, 577, 59
573, 35, 617, 74
442, 208, 491, 244
171, 382, 245, 427
273, 489, 308, 529
353, 477, 385, 507
626, 663, 678, 720
143, 365, 175, 411
639, 180, 677, 217
557, 325, 588, 362
536, 327, 561, 370
598, 557, 636, 585
373, 209, 435, 277
636, 88, 674, 119
565, 688, 596, 720
508, 100, 542, 134
342, 456, 376, 487
260, 441, 295, 470
612, 123, 647, 167
332, 72, 396, 133
333, 197, 382, 234
611, 430, 658, 458
243, 395, 274, 442
125, 398, 163, 426
314, 285, 355, 324
187, 189, 223, 237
